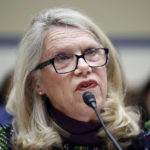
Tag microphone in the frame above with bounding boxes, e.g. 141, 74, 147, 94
82, 91, 122, 150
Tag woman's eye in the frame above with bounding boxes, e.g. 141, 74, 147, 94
56, 54, 67, 60
85, 49, 96, 56
55, 54, 72, 62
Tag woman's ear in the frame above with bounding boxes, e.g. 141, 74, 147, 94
28, 73, 45, 95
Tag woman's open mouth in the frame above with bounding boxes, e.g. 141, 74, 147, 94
76, 80, 98, 91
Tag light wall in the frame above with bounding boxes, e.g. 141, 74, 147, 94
0, 0, 150, 36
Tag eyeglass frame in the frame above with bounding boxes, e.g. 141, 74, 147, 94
34, 48, 109, 74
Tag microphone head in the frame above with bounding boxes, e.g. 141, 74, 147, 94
82, 91, 96, 108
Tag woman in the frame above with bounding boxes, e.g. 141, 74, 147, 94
1, 8, 150, 150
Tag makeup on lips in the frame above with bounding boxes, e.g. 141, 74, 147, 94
76, 80, 98, 91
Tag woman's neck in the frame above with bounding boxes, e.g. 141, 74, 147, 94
50, 105, 101, 145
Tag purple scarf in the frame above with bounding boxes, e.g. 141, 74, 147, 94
50, 106, 101, 145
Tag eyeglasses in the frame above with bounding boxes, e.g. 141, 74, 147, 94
34, 48, 109, 74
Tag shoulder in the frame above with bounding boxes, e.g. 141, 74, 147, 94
0, 123, 13, 150
126, 121, 150, 150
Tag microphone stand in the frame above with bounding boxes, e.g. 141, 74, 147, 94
92, 104, 122, 150
82, 91, 122, 150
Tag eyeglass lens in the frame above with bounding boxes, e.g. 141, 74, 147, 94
54, 48, 107, 73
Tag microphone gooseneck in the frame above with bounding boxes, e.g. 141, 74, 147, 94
82, 91, 122, 150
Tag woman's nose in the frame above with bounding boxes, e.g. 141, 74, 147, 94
74, 58, 92, 76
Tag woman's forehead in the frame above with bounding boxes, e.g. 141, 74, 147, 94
44, 26, 96, 44
42, 26, 100, 55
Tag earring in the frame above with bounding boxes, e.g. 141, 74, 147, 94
39, 91, 43, 95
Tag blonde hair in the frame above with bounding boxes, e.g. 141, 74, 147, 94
6, 8, 140, 150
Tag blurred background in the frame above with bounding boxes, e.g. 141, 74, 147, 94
0, 0, 150, 104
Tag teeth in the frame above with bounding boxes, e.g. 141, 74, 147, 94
82, 83, 91, 87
